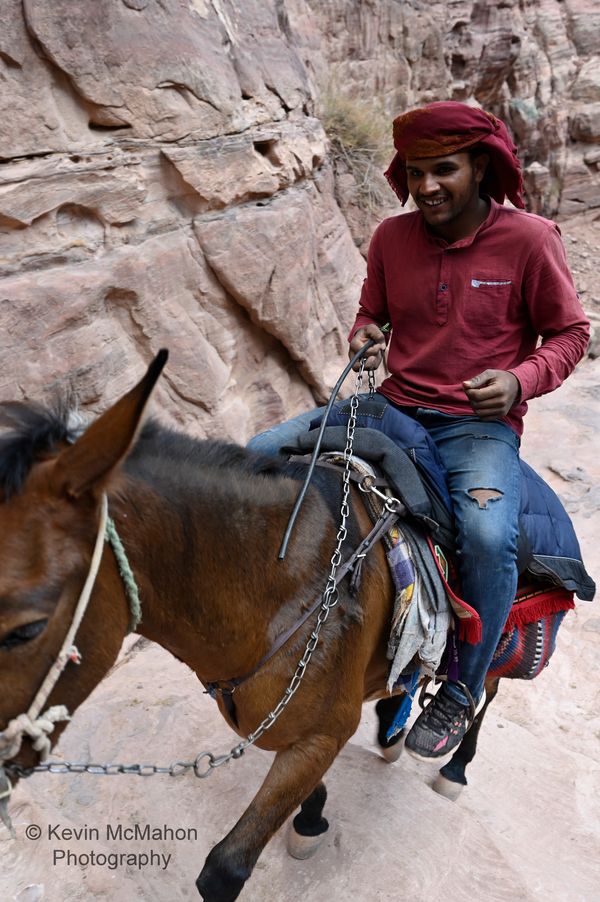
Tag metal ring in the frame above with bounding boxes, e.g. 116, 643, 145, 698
358, 475, 374, 492
384, 497, 404, 513
193, 752, 215, 778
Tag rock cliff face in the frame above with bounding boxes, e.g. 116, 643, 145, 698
289, 0, 600, 217
0, 0, 597, 437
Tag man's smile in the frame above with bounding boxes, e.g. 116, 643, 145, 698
420, 197, 449, 207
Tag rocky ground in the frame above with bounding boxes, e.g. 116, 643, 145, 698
1, 214, 598, 902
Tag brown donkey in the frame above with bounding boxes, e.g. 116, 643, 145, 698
0, 352, 533, 898
0, 351, 411, 900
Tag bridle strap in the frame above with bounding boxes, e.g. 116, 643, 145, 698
0, 494, 108, 765
29, 494, 109, 723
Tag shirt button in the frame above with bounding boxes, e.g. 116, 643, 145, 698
439, 283, 448, 291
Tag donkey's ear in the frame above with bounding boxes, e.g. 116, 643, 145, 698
51, 350, 168, 499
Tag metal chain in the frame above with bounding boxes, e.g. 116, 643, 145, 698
368, 368, 376, 396
8, 362, 370, 783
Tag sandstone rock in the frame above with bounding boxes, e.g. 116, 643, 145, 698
587, 323, 600, 360
530, 0, 576, 94
195, 172, 364, 400
572, 59, 600, 103
0, 0, 92, 158
569, 103, 600, 142
162, 119, 326, 210
0, 228, 318, 442
523, 161, 551, 215
21, 0, 241, 140
0, 166, 146, 228
564, 0, 600, 56
559, 152, 600, 215
2, 0, 600, 446
22, 0, 310, 143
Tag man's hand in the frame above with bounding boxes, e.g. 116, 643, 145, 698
463, 370, 521, 420
348, 324, 387, 371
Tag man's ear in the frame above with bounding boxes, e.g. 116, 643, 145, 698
473, 153, 490, 184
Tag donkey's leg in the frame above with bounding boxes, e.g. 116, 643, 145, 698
375, 695, 406, 763
196, 734, 341, 902
433, 676, 501, 800
286, 780, 329, 859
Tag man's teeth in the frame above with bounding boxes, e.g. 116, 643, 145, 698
422, 198, 447, 206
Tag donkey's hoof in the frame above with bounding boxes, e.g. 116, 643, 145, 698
432, 773, 465, 801
286, 822, 329, 860
379, 740, 403, 763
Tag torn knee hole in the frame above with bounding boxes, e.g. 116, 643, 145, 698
468, 487, 503, 509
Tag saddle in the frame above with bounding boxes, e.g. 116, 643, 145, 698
282, 425, 580, 686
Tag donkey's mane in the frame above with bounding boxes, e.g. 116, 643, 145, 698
125, 419, 311, 488
0, 399, 76, 498
0, 399, 310, 499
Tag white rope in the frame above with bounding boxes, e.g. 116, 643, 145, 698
0, 707, 71, 762
0, 495, 108, 765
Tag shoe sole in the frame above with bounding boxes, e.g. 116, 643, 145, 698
404, 690, 487, 762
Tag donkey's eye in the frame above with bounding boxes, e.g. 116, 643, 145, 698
0, 619, 48, 650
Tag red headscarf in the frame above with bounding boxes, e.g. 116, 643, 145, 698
384, 101, 525, 209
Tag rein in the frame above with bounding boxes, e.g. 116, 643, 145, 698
278, 323, 390, 559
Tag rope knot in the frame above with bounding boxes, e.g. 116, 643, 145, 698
0, 705, 71, 764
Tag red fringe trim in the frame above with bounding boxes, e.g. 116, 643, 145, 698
504, 588, 575, 632
457, 613, 483, 645
424, 539, 575, 645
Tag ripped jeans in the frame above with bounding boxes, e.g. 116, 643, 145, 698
248, 407, 521, 704
414, 411, 521, 704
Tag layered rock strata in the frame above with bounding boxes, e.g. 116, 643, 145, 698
0, 0, 598, 439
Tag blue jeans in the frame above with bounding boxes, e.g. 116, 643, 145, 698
413, 411, 520, 704
247, 408, 324, 457
248, 408, 521, 704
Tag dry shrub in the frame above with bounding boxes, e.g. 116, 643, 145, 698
320, 92, 392, 212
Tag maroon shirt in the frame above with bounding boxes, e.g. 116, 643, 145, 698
351, 199, 590, 435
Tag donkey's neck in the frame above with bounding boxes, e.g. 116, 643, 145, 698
107, 457, 331, 683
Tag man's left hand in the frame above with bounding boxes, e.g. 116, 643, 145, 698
463, 370, 521, 420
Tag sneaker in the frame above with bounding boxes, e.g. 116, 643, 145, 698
404, 684, 481, 760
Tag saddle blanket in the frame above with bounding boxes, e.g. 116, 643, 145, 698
386, 517, 574, 687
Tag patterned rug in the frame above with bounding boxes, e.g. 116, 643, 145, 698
488, 583, 574, 679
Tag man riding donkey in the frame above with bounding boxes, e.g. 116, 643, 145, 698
249, 101, 591, 760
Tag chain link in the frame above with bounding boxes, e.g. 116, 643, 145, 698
368, 368, 376, 396
8, 363, 369, 784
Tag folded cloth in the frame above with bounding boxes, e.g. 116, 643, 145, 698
386, 523, 451, 692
